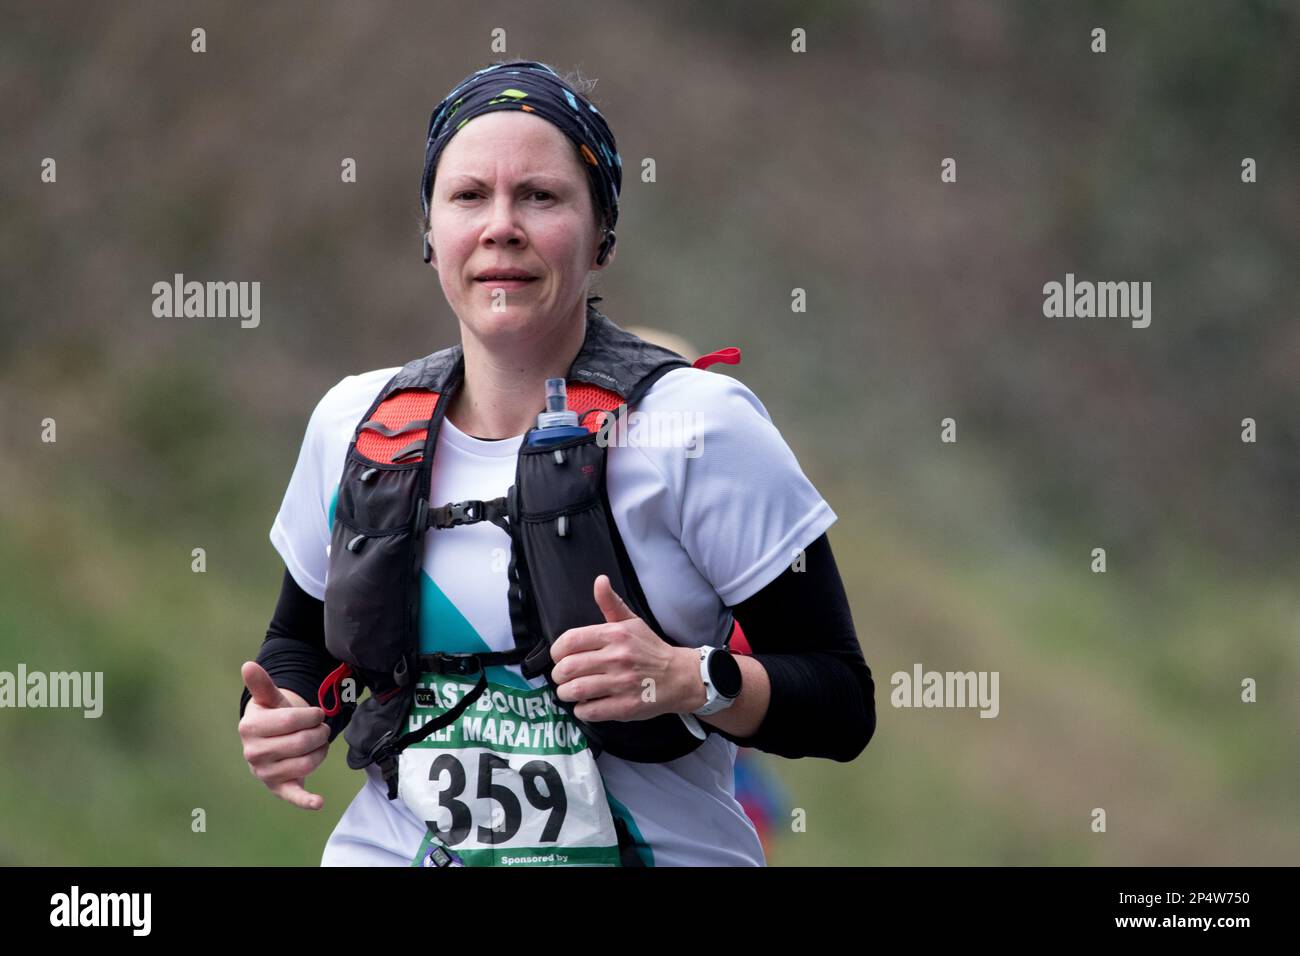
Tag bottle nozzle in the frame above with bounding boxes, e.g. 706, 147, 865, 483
544, 378, 569, 414
535, 377, 580, 431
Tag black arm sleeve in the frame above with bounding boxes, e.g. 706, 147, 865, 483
708, 532, 875, 762
238, 567, 354, 743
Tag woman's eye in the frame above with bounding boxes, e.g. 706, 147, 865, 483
452, 190, 552, 202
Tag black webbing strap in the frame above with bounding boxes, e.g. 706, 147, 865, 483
417, 649, 529, 672
427, 496, 510, 531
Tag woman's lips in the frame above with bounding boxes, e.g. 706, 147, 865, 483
476, 278, 537, 290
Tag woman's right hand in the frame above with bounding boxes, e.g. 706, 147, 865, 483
239, 661, 331, 811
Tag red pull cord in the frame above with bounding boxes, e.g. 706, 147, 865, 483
693, 347, 742, 370
318, 661, 353, 716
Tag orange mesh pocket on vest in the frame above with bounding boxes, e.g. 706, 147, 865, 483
355, 390, 440, 464
567, 382, 622, 434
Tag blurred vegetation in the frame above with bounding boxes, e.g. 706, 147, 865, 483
0, 0, 1296, 865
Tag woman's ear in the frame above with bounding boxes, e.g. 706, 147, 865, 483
593, 231, 616, 269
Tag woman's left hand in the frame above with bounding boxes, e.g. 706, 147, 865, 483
550, 575, 705, 722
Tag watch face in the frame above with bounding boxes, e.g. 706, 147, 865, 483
707, 649, 743, 699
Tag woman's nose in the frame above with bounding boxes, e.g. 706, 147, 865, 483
481, 195, 525, 247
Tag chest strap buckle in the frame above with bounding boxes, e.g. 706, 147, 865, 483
428, 497, 510, 530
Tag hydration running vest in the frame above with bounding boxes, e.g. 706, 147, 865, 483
315, 305, 743, 804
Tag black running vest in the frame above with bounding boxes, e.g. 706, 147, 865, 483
317, 307, 719, 801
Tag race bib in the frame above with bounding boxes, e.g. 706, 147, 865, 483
399, 671, 622, 867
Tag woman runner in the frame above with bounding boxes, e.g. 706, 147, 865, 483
238, 59, 875, 866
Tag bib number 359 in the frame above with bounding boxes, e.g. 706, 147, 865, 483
425, 752, 567, 847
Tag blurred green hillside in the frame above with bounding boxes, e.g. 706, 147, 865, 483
1, 0, 1296, 865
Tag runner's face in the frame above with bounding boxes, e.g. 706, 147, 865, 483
426, 111, 608, 346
